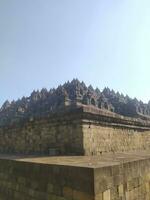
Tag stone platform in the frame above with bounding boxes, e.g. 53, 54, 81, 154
0, 151, 150, 200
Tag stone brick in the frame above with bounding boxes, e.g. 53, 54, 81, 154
118, 184, 124, 197
63, 186, 73, 199
103, 189, 110, 200
73, 190, 94, 200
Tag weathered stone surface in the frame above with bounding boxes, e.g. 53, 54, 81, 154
0, 105, 150, 155
0, 152, 149, 200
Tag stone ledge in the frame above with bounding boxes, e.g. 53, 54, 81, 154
0, 151, 149, 168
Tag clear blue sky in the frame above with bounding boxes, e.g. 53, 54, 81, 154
0, 0, 150, 106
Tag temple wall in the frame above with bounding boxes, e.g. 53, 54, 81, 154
83, 124, 150, 155
0, 106, 150, 156
94, 157, 150, 200
0, 159, 94, 200
0, 117, 150, 156
0, 116, 83, 155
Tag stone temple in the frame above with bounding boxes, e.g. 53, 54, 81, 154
0, 79, 150, 200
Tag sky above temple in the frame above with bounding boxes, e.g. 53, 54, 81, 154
0, 0, 150, 106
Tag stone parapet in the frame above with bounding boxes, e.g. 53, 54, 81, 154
0, 152, 149, 200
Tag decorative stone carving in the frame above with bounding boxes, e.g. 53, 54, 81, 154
0, 79, 150, 126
